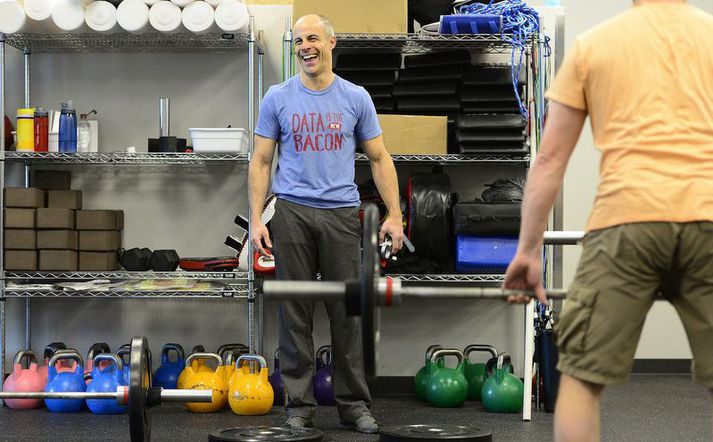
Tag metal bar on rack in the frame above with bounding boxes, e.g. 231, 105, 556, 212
1, 34, 6, 404
23, 48, 30, 108
283, 17, 292, 81
247, 16, 256, 355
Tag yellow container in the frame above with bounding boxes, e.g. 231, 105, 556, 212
16, 108, 35, 151
228, 354, 273, 416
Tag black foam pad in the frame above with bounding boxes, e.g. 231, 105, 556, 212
460, 85, 522, 102
363, 85, 393, 99
456, 114, 526, 130
397, 97, 461, 112
336, 70, 396, 86
462, 102, 521, 113
393, 81, 458, 98
463, 65, 526, 86
335, 53, 402, 70
404, 50, 471, 68
398, 65, 463, 83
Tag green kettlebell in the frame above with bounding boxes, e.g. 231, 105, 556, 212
414, 344, 443, 402
482, 353, 524, 413
463, 344, 498, 401
425, 349, 468, 408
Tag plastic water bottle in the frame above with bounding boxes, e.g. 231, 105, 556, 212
58, 100, 77, 153
77, 113, 91, 153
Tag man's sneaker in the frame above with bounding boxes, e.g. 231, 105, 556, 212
341, 413, 379, 434
284, 416, 314, 429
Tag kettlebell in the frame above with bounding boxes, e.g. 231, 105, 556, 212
3, 351, 45, 409
86, 354, 127, 415
313, 345, 335, 406
229, 354, 274, 416
463, 344, 499, 401
116, 344, 131, 385
45, 351, 86, 413
482, 353, 524, 413
219, 344, 249, 386
425, 349, 468, 408
84, 343, 111, 384
182, 353, 228, 413
154, 343, 185, 389
484, 353, 515, 379
414, 344, 444, 402
177, 345, 211, 389
269, 349, 288, 406
38, 342, 67, 384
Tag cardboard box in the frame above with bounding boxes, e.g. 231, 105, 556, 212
5, 250, 37, 270
5, 208, 36, 228
4, 187, 45, 208
47, 190, 83, 210
293, 0, 407, 34
37, 208, 75, 229
4, 229, 36, 250
32, 170, 71, 190
378, 114, 448, 154
79, 251, 119, 271
37, 230, 78, 250
79, 231, 121, 251
76, 210, 124, 231
39, 250, 77, 271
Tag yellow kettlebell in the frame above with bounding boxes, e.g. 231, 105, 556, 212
177, 345, 211, 389
221, 346, 249, 409
228, 354, 273, 416
182, 353, 227, 413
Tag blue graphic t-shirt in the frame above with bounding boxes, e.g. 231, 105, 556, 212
254, 75, 382, 208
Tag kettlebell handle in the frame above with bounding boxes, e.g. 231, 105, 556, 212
430, 349, 464, 365
186, 352, 222, 367
424, 344, 443, 363
217, 343, 247, 355
316, 345, 331, 365
49, 351, 84, 369
13, 350, 38, 367
219, 344, 248, 364
496, 352, 512, 371
161, 343, 185, 361
87, 342, 111, 361
43, 342, 67, 360
463, 344, 498, 360
93, 353, 123, 372
237, 354, 268, 373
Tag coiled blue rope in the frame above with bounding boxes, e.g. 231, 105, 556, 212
456, 0, 546, 117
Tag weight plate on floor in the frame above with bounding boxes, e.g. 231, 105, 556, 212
208, 426, 325, 441
130, 337, 151, 442
380, 424, 493, 442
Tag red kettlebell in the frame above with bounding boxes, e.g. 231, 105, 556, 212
38, 342, 67, 385
3, 350, 45, 409
84, 343, 112, 384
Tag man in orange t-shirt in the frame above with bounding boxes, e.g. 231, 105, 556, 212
505, 0, 713, 440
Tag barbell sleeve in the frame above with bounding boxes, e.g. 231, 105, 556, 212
543, 231, 585, 245
262, 280, 347, 301
159, 389, 213, 403
0, 392, 117, 400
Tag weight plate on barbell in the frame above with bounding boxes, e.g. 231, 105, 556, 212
208, 426, 325, 441
361, 204, 379, 380
130, 337, 151, 442
380, 424, 492, 442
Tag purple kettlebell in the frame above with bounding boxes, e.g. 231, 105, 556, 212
313, 345, 335, 406
269, 349, 288, 406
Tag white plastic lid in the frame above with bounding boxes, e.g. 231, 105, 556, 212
149, 1, 182, 32
215, 0, 248, 32
182, 1, 215, 33
85, 1, 118, 32
117, 0, 150, 32
0, 2, 27, 34
24, 0, 55, 21
52, 0, 86, 31
171, 0, 193, 8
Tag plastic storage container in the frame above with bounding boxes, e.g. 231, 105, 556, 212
188, 128, 248, 153
58, 101, 77, 153
455, 235, 518, 274
16, 108, 35, 151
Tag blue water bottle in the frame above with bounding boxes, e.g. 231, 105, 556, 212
59, 100, 77, 153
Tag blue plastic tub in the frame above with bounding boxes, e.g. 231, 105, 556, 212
455, 235, 518, 273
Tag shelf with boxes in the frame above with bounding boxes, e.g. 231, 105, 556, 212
334, 33, 533, 55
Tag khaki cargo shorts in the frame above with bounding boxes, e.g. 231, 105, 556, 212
556, 222, 713, 387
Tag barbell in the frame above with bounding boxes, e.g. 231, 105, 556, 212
262, 204, 581, 378
0, 337, 212, 442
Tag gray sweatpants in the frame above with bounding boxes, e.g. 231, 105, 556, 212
271, 198, 372, 422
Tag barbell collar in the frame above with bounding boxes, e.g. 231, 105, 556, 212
262, 280, 346, 301
543, 231, 585, 245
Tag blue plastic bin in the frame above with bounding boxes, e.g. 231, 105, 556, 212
455, 235, 518, 273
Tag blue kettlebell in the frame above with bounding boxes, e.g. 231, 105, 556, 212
45, 350, 86, 413
86, 354, 127, 414
269, 349, 287, 406
313, 345, 335, 406
116, 344, 131, 385
154, 343, 185, 389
